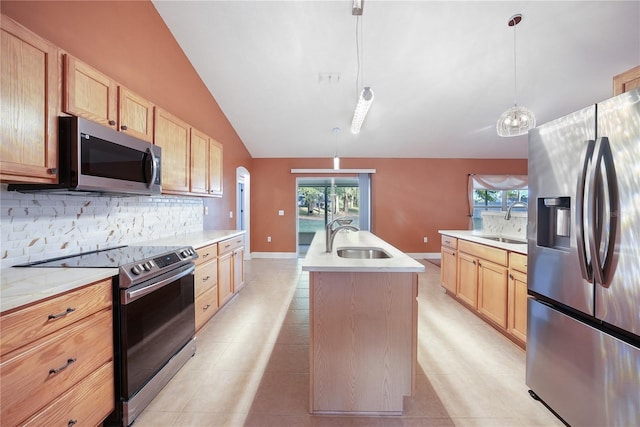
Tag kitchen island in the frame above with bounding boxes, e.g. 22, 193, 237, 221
302, 230, 424, 415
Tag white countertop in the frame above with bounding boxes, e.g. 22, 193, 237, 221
438, 230, 528, 254
302, 230, 425, 273
0, 230, 245, 313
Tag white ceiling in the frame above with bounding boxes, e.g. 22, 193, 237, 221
152, 1, 640, 159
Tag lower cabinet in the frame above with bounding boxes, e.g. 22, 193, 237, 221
0, 278, 114, 426
218, 235, 245, 308
508, 252, 528, 344
194, 242, 218, 332
441, 234, 527, 347
477, 260, 509, 328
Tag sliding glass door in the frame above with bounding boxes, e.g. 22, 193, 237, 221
297, 175, 370, 256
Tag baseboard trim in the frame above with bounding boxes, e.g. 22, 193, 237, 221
407, 252, 441, 260
251, 252, 298, 259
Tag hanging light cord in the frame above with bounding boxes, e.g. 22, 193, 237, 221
355, 15, 363, 99
512, 20, 518, 107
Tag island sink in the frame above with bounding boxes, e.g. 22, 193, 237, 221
481, 236, 527, 244
336, 247, 391, 259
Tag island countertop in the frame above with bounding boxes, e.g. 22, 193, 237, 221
302, 230, 425, 273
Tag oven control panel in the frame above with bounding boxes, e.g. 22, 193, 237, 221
120, 246, 198, 288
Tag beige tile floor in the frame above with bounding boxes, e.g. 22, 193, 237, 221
134, 258, 564, 427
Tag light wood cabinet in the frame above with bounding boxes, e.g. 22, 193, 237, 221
194, 243, 218, 331
64, 54, 117, 129
118, 86, 154, 142
190, 129, 224, 197
1, 15, 59, 184
613, 65, 640, 96
310, 271, 417, 414
440, 235, 457, 294
508, 252, 528, 344
0, 279, 114, 426
477, 259, 509, 328
443, 234, 527, 347
217, 235, 245, 307
208, 138, 223, 197
64, 54, 154, 142
154, 107, 191, 194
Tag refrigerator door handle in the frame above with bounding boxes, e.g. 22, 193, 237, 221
576, 139, 595, 282
587, 137, 619, 287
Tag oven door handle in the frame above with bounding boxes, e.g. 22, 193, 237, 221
123, 263, 195, 304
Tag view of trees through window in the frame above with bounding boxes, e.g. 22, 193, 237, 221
297, 180, 360, 253
473, 189, 528, 229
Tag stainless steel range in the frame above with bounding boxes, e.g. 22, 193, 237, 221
18, 245, 199, 426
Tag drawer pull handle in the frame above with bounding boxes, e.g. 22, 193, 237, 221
509, 274, 514, 279
225, 244, 231, 248
121, 124, 128, 130
203, 304, 211, 310
108, 119, 116, 126
49, 358, 76, 375
203, 252, 210, 258
203, 275, 210, 281
48, 307, 76, 320
68, 419, 78, 427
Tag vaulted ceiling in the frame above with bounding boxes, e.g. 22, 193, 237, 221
152, 1, 640, 159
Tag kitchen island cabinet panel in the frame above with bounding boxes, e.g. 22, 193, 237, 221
310, 271, 416, 414
1, 15, 59, 184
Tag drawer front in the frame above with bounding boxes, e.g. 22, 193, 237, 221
509, 252, 528, 274
23, 361, 114, 427
218, 235, 244, 255
0, 279, 112, 355
195, 243, 217, 266
0, 310, 113, 427
459, 240, 508, 266
195, 260, 218, 297
441, 235, 457, 249
195, 285, 218, 331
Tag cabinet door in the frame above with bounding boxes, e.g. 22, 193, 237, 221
190, 128, 209, 195
613, 65, 640, 96
63, 54, 117, 129
1, 16, 59, 183
218, 251, 233, 307
208, 139, 223, 197
118, 86, 154, 142
440, 248, 457, 294
233, 247, 245, 291
477, 260, 509, 328
457, 252, 478, 308
508, 270, 528, 343
154, 108, 190, 194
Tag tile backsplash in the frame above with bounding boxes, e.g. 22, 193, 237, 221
0, 185, 203, 268
480, 211, 527, 238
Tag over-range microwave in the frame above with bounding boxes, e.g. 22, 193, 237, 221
9, 116, 161, 196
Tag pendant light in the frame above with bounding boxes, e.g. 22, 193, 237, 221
497, 14, 536, 137
350, 3, 373, 134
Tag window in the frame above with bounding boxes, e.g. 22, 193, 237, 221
468, 174, 528, 230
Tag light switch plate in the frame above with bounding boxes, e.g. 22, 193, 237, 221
278, 210, 285, 216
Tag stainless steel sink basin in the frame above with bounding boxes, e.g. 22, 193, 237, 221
336, 247, 391, 259
481, 236, 527, 245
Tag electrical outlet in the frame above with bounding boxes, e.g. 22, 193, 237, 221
278, 210, 285, 216
229, 211, 233, 218
204, 206, 209, 215
423, 237, 428, 243
267, 236, 272, 242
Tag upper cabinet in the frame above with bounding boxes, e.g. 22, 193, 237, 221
208, 138, 223, 197
190, 128, 224, 197
154, 107, 191, 194
64, 55, 154, 142
0, 15, 59, 184
613, 65, 640, 96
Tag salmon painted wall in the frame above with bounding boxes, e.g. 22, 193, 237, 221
252, 158, 527, 254
1, 1, 252, 229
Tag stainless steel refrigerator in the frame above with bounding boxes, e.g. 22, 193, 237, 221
527, 88, 640, 426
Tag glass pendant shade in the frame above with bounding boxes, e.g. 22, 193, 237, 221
497, 105, 536, 137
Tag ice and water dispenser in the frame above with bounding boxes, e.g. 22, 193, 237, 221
537, 197, 571, 250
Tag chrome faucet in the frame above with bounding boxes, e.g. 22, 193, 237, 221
505, 201, 528, 220
325, 218, 359, 252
